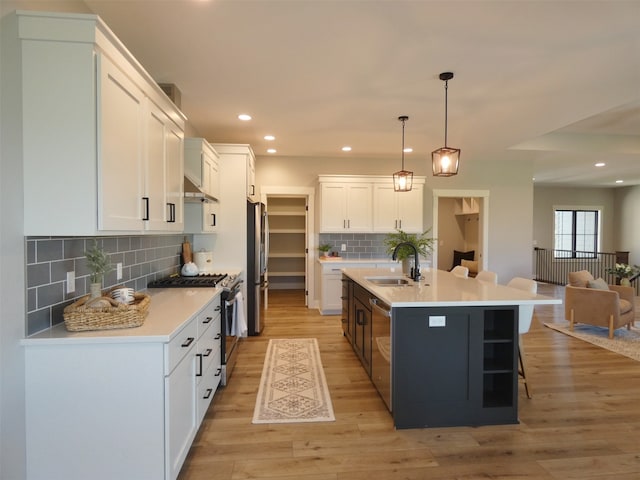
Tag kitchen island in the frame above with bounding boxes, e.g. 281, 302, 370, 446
341, 267, 561, 429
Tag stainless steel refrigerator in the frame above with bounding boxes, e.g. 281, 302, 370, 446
247, 201, 269, 335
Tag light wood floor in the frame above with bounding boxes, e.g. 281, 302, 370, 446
178, 284, 640, 480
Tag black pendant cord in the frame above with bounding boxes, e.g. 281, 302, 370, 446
444, 79, 449, 148
401, 117, 406, 169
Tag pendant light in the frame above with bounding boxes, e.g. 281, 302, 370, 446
393, 115, 413, 192
432, 72, 460, 176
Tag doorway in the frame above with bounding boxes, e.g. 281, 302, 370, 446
261, 187, 315, 308
432, 189, 489, 272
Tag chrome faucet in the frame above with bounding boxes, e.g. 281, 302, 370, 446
392, 242, 420, 281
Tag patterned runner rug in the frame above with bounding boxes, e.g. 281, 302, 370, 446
252, 338, 335, 424
545, 322, 640, 362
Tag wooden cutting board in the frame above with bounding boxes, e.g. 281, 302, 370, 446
182, 237, 192, 264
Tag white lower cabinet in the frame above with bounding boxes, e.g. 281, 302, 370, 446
319, 262, 399, 314
23, 292, 222, 480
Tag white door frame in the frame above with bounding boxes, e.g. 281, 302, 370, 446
261, 186, 315, 308
432, 189, 490, 271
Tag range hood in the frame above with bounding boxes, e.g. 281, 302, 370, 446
184, 175, 218, 203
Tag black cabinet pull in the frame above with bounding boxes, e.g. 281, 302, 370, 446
214, 368, 222, 377
214, 305, 221, 312
203, 388, 213, 400
203, 316, 212, 324
142, 197, 149, 221
203, 348, 213, 357
166, 203, 176, 223
196, 353, 203, 377
181, 337, 194, 348
214, 333, 221, 340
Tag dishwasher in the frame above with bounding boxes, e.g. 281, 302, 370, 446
370, 297, 392, 411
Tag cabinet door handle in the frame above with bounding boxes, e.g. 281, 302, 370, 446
203, 388, 213, 400
211, 213, 216, 227
203, 316, 213, 324
214, 367, 222, 377
196, 353, 203, 377
250, 185, 255, 196
142, 197, 149, 221
181, 337, 195, 348
356, 310, 364, 325
214, 333, 222, 340
166, 203, 175, 223
398, 219, 402, 229
214, 305, 221, 311
394, 219, 398, 229
347, 219, 351, 229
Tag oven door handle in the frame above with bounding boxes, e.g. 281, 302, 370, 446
225, 295, 239, 308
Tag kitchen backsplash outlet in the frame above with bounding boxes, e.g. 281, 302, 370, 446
26, 234, 192, 336
318, 233, 389, 259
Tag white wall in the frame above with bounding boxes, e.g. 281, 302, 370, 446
614, 185, 640, 265
532, 186, 616, 251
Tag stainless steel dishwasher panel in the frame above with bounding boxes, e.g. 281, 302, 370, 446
370, 297, 392, 411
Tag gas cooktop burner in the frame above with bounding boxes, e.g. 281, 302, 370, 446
148, 273, 227, 288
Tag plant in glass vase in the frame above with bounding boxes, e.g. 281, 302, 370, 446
85, 240, 112, 298
605, 263, 639, 287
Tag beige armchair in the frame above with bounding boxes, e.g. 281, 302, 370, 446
565, 270, 635, 339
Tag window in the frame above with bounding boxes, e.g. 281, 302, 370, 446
554, 209, 599, 258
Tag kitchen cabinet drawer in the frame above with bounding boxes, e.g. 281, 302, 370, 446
196, 335, 218, 380
165, 319, 198, 375
196, 348, 222, 425
196, 302, 221, 339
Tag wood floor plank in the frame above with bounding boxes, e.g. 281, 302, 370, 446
178, 285, 640, 480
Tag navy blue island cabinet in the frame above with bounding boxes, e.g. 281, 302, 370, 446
392, 306, 519, 429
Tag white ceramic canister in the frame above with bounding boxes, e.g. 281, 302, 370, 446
194, 250, 214, 273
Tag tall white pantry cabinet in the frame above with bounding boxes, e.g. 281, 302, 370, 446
13, 10, 185, 236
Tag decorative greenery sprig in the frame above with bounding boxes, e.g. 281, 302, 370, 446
85, 240, 112, 284
384, 228, 435, 261
318, 244, 332, 254
606, 263, 639, 279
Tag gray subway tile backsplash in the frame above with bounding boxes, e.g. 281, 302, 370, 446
25, 234, 190, 336
318, 233, 390, 259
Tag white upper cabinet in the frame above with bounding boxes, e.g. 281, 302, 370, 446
13, 11, 185, 235
319, 182, 373, 233
318, 176, 425, 233
373, 183, 424, 233
185, 138, 220, 201
247, 149, 257, 201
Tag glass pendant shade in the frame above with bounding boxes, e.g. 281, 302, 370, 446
431, 146, 460, 176
432, 72, 460, 177
393, 115, 413, 192
393, 169, 413, 192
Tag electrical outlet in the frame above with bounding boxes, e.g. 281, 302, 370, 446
116, 263, 123, 281
66, 271, 75, 294
341, 243, 347, 252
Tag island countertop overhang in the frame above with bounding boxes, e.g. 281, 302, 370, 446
342, 267, 562, 308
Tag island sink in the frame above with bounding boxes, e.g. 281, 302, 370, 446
365, 276, 411, 286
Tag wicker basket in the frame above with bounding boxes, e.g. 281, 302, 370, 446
63, 291, 151, 332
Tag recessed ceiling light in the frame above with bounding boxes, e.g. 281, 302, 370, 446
594, 162, 606, 167
403, 147, 413, 153
342, 146, 352, 152
238, 114, 252, 121
264, 135, 275, 141
616, 179, 624, 184
267, 148, 277, 154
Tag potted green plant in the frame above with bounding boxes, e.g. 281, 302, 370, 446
85, 240, 113, 298
318, 244, 332, 258
384, 229, 435, 274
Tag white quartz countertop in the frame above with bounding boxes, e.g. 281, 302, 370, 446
21, 287, 222, 346
343, 268, 562, 307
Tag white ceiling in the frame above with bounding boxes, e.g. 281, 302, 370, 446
79, 0, 640, 187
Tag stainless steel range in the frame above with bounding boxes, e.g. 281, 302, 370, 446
148, 273, 243, 385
